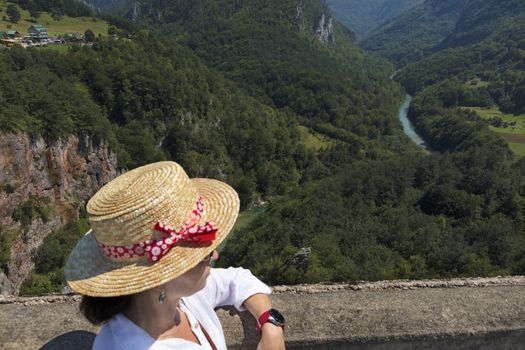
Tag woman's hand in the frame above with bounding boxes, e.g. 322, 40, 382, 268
257, 323, 285, 350
243, 293, 286, 349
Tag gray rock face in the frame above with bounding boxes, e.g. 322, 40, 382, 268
0, 133, 118, 296
295, 1, 336, 44
315, 13, 335, 44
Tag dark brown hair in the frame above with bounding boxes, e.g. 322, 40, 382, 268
80, 294, 132, 325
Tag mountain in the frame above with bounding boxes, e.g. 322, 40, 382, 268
361, 0, 468, 67
116, 0, 402, 137
396, 0, 525, 111
325, 0, 424, 40
4, 0, 525, 294
1, 0, 406, 295
362, 0, 525, 67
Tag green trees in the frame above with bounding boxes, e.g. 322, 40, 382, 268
84, 29, 95, 42
6, 4, 21, 23
28, 3, 40, 20
20, 220, 89, 295
11, 0, 93, 18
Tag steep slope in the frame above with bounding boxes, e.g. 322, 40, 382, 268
436, 0, 525, 49
362, 0, 525, 67
124, 0, 403, 139
362, 0, 468, 66
325, 0, 424, 40
398, 8, 525, 112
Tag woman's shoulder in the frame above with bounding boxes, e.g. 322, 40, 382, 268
92, 321, 117, 350
92, 313, 155, 350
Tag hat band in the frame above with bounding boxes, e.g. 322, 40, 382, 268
96, 196, 218, 262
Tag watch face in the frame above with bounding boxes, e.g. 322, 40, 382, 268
269, 308, 285, 325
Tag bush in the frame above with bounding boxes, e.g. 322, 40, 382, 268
0, 182, 15, 194
19, 271, 63, 295
0, 228, 17, 273
12, 197, 53, 226
19, 219, 90, 294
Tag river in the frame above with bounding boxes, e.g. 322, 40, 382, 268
398, 94, 428, 150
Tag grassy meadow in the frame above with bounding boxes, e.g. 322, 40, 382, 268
233, 207, 267, 232
298, 125, 336, 152
465, 78, 490, 89
0, 0, 108, 38
462, 106, 525, 157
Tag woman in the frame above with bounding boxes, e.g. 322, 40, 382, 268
65, 161, 285, 349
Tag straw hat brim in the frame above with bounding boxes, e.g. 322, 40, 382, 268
65, 178, 239, 297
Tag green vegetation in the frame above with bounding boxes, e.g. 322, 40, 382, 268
394, 2, 525, 156
6, 3, 20, 23
0, 227, 16, 273
363, 0, 525, 68
465, 78, 490, 89
19, 219, 89, 295
460, 106, 525, 157
0, 181, 15, 194
12, 196, 53, 226
325, 0, 424, 39
0, 0, 108, 37
298, 125, 336, 151
232, 207, 267, 232
362, 0, 467, 67
463, 107, 525, 127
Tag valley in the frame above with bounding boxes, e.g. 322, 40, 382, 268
1, 0, 525, 296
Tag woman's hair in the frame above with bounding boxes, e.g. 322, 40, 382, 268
80, 294, 132, 325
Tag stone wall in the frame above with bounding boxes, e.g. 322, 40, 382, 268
1, 276, 524, 349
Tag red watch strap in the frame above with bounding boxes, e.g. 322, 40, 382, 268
256, 310, 271, 333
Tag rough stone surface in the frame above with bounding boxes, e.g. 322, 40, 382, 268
1, 277, 525, 349
315, 13, 335, 43
0, 133, 118, 295
295, 1, 335, 44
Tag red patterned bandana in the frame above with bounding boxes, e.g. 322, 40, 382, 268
97, 196, 218, 262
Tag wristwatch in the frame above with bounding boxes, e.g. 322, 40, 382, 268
256, 308, 285, 334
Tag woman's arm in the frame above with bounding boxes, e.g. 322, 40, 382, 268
204, 268, 285, 349
243, 293, 286, 350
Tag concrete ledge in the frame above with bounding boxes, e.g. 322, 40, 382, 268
1, 276, 525, 349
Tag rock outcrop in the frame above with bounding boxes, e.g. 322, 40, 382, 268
0, 133, 118, 296
315, 13, 335, 44
296, 0, 336, 44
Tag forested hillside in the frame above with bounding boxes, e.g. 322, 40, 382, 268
397, 4, 525, 145
362, 0, 525, 68
361, 0, 468, 67
216, 1, 525, 283
1, 0, 406, 294
325, 0, 423, 40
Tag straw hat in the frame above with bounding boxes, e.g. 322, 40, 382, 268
65, 161, 239, 297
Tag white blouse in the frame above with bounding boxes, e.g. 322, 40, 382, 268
92, 267, 272, 350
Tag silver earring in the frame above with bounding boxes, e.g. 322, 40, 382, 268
159, 290, 166, 304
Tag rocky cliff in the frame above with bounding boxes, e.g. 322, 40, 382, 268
296, 0, 336, 44
0, 133, 118, 296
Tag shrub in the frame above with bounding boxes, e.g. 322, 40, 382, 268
12, 197, 53, 226
0, 228, 17, 273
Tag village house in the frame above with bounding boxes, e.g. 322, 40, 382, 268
0, 30, 20, 47
6, 30, 21, 39
28, 24, 48, 41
